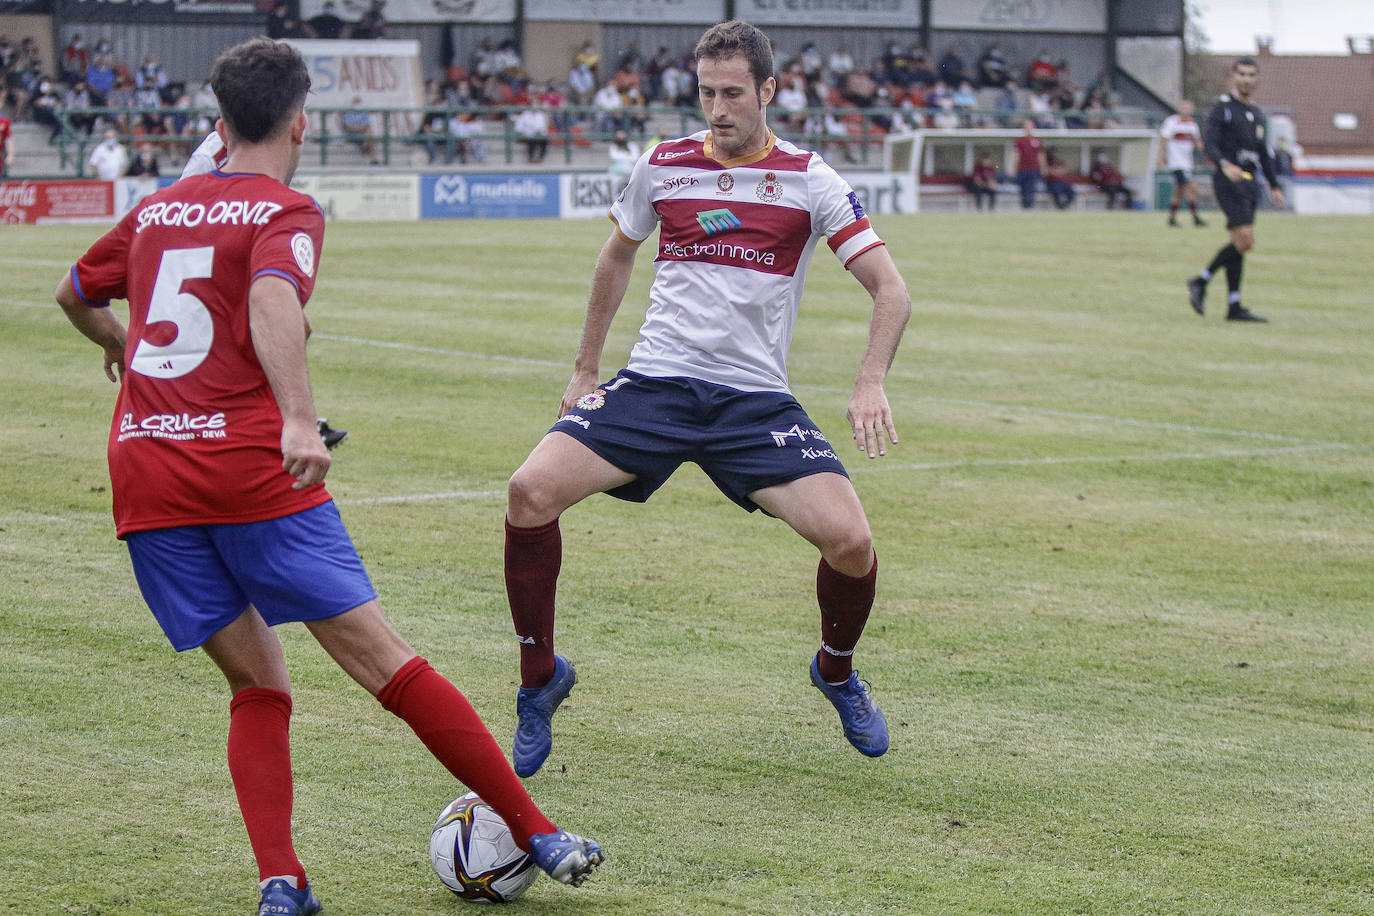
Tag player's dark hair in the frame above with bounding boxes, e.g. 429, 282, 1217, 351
1232, 56, 1258, 71
695, 19, 774, 91
210, 38, 310, 144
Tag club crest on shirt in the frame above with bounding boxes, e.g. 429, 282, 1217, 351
290, 232, 315, 275
755, 171, 783, 202
575, 389, 606, 410
717, 172, 734, 193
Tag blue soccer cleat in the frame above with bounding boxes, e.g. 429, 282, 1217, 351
513, 655, 577, 777
810, 653, 889, 757
257, 878, 322, 916
528, 829, 604, 887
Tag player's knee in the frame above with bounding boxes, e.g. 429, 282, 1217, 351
506, 469, 559, 526
826, 528, 875, 578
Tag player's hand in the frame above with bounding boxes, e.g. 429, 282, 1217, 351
1270, 186, 1286, 209
558, 369, 602, 418
847, 382, 898, 459
1221, 162, 1248, 182
281, 418, 331, 489
102, 344, 125, 383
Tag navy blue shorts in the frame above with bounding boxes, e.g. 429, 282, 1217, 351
548, 371, 849, 512
1172, 169, 1193, 187
125, 501, 378, 651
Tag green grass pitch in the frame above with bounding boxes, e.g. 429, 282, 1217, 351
1, 211, 1371, 914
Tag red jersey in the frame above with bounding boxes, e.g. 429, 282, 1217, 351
1014, 135, 1044, 173
71, 171, 331, 537
0, 115, 11, 152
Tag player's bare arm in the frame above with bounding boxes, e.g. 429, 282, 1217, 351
55, 271, 127, 382
560, 229, 640, 416
845, 245, 910, 459
249, 274, 330, 489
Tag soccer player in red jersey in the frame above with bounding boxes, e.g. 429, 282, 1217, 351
0, 113, 13, 177
54, 38, 600, 915
502, 20, 911, 778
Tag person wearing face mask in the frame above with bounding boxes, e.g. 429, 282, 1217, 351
88, 127, 129, 179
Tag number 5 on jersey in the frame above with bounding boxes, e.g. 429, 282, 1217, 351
131, 246, 215, 380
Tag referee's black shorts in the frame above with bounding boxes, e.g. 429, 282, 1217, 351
1213, 171, 1260, 229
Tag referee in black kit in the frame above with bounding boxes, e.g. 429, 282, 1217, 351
1186, 57, 1286, 323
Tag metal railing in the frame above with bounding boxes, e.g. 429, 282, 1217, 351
52, 104, 1165, 176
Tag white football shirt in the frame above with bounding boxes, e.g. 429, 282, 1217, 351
1160, 114, 1202, 172
609, 130, 883, 394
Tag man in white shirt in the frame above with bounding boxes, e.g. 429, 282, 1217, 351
1158, 99, 1206, 227
87, 128, 129, 180
500, 19, 910, 779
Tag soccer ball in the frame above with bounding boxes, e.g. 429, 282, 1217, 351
430, 792, 539, 903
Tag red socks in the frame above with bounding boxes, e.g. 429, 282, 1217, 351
815, 552, 878, 683
227, 687, 306, 887
378, 656, 556, 849
505, 517, 561, 688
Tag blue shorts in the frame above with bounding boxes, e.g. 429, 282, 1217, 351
125, 501, 378, 651
1172, 169, 1193, 187
549, 371, 849, 512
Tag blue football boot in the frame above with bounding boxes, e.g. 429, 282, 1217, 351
529, 829, 604, 887
810, 653, 889, 757
257, 878, 322, 916
513, 655, 577, 777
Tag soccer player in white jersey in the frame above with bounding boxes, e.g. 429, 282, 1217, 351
1158, 99, 1206, 227
501, 19, 911, 777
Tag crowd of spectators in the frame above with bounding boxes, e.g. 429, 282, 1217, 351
3, 31, 216, 172
3, 27, 1135, 177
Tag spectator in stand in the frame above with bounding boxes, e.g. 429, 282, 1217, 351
86, 52, 115, 105
828, 45, 856, 80
513, 103, 549, 163
976, 43, 1008, 88
351, 0, 388, 39
568, 56, 596, 107
909, 48, 936, 87
593, 80, 624, 134
471, 37, 496, 80
660, 56, 691, 108
1026, 51, 1058, 91
125, 140, 160, 177
491, 39, 522, 84
966, 154, 999, 210
133, 78, 163, 136
63, 33, 90, 86
952, 79, 977, 124
798, 41, 823, 84
1090, 153, 1135, 209
882, 42, 911, 87
88, 126, 128, 179
64, 81, 96, 135
13, 60, 45, 121
447, 110, 486, 163
339, 96, 378, 163
1028, 88, 1055, 129
937, 45, 966, 87
1013, 119, 1047, 209
573, 40, 600, 78
994, 81, 1020, 127
308, 1, 347, 39
266, 1, 307, 39
1080, 88, 1118, 129
1045, 150, 1076, 209
645, 46, 673, 102
0, 112, 13, 177
32, 77, 64, 142
606, 128, 638, 190
105, 75, 136, 130
135, 53, 167, 96
776, 67, 808, 134
931, 96, 958, 130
